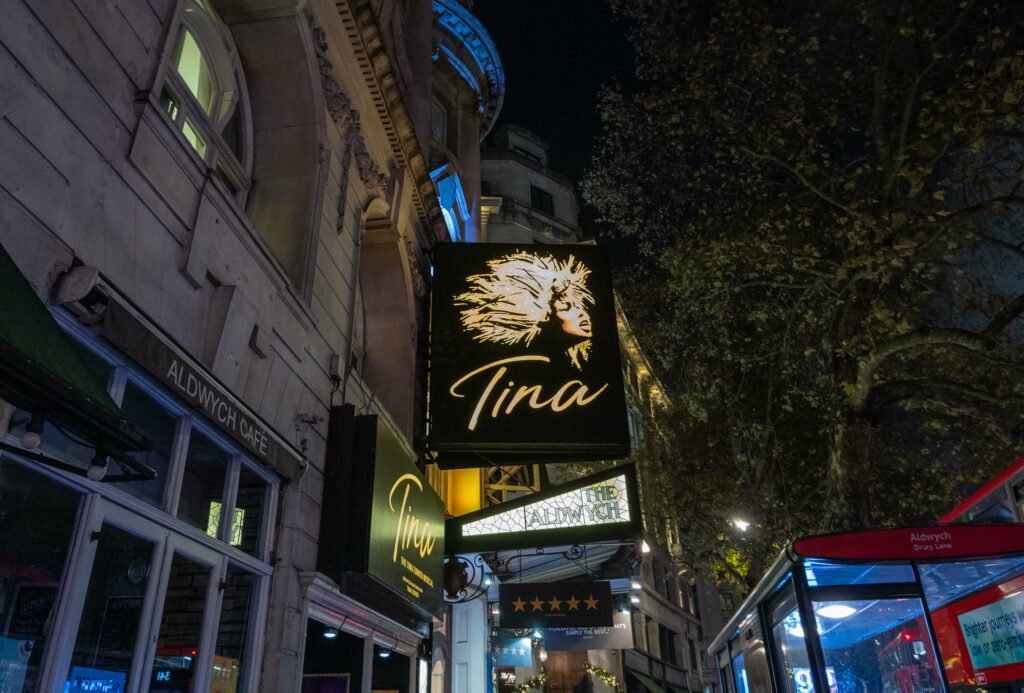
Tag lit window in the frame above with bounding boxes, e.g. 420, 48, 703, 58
160, 0, 250, 195
208, 501, 245, 545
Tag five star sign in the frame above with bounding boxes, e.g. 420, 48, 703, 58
499, 581, 611, 627
511, 593, 600, 613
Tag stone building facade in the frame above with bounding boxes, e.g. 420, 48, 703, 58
0, 0, 500, 692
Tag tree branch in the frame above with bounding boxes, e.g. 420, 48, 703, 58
738, 146, 866, 220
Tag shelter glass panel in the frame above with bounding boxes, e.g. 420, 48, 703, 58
769, 584, 814, 693
812, 597, 942, 693
802, 558, 915, 587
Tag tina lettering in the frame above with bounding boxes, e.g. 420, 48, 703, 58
449, 356, 609, 430
389, 474, 436, 562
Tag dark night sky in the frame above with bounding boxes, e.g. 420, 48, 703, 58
472, 0, 634, 190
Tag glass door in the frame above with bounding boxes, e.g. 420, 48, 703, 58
42, 498, 169, 692
39, 497, 227, 693
142, 539, 224, 693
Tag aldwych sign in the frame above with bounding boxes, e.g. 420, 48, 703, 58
104, 301, 301, 475
429, 243, 629, 467
447, 464, 640, 553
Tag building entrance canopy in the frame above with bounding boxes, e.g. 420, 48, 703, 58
710, 524, 1024, 693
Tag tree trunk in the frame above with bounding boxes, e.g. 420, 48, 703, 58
827, 412, 875, 531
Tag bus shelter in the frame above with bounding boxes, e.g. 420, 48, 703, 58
708, 524, 1024, 693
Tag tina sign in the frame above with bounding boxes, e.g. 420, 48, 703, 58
317, 406, 445, 616
429, 243, 629, 467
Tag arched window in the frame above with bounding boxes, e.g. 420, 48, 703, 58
159, 0, 251, 196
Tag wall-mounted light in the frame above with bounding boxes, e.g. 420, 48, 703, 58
20, 410, 45, 450
539, 649, 548, 662
732, 519, 750, 532
630, 595, 641, 604
86, 449, 107, 482
490, 604, 500, 616
324, 627, 339, 639
630, 580, 642, 590
532, 629, 542, 639
641, 540, 651, 554
484, 574, 492, 586
378, 648, 391, 659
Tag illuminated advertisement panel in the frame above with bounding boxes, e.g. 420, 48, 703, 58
429, 243, 629, 467
446, 464, 640, 553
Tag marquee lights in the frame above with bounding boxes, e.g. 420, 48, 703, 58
461, 474, 630, 538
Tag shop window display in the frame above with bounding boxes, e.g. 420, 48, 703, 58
0, 458, 82, 692
177, 429, 230, 533
302, 619, 363, 693
119, 381, 179, 507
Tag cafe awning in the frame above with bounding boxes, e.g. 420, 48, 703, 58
0, 243, 152, 480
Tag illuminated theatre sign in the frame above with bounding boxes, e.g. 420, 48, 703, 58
429, 243, 629, 468
318, 406, 445, 616
447, 465, 640, 553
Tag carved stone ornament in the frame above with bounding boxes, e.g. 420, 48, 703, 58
405, 236, 426, 299
309, 18, 387, 198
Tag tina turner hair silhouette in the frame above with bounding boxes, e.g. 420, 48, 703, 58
455, 251, 595, 369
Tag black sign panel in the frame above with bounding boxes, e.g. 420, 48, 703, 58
498, 581, 613, 628
429, 243, 629, 467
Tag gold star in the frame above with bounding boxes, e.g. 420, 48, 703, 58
566, 595, 580, 611
548, 597, 563, 611
512, 597, 527, 612
530, 596, 545, 611
584, 594, 599, 610
518, 648, 526, 656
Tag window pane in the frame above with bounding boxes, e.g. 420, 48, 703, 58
771, 608, 812, 693
214, 565, 258, 692
67, 524, 156, 690
372, 645, 409, 692
182, 119, 208, 158
0, 457, 82, 692
173, 28, 215, 115
119, 382, 177, 508
149, 553, 211, 692
177, 430, 229, 535
813, 598, 942, 693
234, 466, 268, 557
302, 619, 364, 692
803, 558, 915, 587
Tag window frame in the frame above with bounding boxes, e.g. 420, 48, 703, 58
155, 0, 254, 201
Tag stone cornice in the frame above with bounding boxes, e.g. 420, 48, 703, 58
433, 0, 505, 137
333, 0, 448, 245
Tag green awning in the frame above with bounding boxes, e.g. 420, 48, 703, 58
0, 242, 150, 476
629, 671, 667, 693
